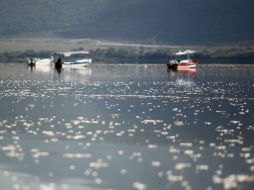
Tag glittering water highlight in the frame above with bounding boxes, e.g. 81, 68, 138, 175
0, 63, 254, 190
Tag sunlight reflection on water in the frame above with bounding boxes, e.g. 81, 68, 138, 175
0, 63, 254, 190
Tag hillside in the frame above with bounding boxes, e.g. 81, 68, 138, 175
0, 0, 254, 45
0, 0, 114, 36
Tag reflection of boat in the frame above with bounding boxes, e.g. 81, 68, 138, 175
33, 65, 51, 73
168, 67, 197, 76
56, 67, 92, 81
167, 50, 198, 69
53, 51, 92, 68
167, 67, 196, 87
176, 68, 197, 76
27, 58, 52, 67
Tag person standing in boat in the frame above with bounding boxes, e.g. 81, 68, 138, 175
55, 57, 62, 69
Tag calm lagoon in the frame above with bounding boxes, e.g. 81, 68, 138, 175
0, 63, 254, 190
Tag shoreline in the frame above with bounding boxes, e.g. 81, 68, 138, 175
1, 62, 254, 67
0, 38, 253, 65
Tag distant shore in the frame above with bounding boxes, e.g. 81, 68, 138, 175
0, 38, 253, 64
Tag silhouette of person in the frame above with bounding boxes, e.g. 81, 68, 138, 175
55, 57, 62, 70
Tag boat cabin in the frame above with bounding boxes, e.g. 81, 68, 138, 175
53, 51, 92, 67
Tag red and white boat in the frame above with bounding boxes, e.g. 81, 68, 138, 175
167, 50, 198, 69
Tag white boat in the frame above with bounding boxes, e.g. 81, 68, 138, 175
27, 58, 52, 67
167, 50, 198, 69
53, 51, 92, 68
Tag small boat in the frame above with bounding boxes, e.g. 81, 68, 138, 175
167, 50, 198, 69
53, 51, 92, 68
27, 58, 52, 67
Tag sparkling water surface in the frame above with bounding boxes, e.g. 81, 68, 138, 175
0, 63, 254, 190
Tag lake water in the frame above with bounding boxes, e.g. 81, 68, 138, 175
0, 63, 254, 190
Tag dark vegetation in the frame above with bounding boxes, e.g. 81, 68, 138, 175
0, 50, 52, 63
1, 47, 254, 64
89, 47, 254, 64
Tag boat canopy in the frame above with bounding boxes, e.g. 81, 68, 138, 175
176, 50, 196, 55
54, 51, 90, 57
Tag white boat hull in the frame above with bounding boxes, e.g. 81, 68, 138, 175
62, 58, 92, 68
35, 58, 52, 66
62, 63, 91, 68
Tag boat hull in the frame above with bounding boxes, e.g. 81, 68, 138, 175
62, 63, 91, 68
167, 60, 198, 70
62, 58, 92, 68
35, 59, 52, 66
28, 58, 52, 67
